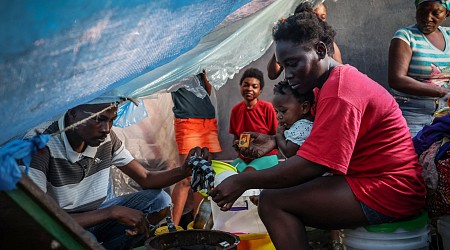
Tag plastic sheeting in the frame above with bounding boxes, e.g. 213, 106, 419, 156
110, 94, 178, 196
115, 0, 298, 99
0, 0, 250, 145
0, 0, 301, 146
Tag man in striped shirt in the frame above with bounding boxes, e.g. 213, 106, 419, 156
27, 102, 211, 249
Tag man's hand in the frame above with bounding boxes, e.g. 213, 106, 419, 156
181, 147, 212, 175
238, 132, 277, 159
108, 206, 150, 237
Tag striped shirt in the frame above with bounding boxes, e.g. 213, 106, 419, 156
392, 24, 450, 98
26, 114, 134, 213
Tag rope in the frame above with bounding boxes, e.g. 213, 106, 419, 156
50, 97, 137, 136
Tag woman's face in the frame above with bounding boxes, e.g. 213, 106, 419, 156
275, 40, 323, 94
416, 2, 448, 34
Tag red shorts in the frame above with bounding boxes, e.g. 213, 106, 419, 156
174, 118, 222, 154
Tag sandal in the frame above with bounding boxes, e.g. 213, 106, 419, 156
329, 240, 344, 250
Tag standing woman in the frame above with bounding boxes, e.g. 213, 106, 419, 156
211, 8, 426, 250
388, 0, 450, 136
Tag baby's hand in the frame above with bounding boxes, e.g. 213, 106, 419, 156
276, 125, 286, 134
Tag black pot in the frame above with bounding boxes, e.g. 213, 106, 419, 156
146, 229, 240, 250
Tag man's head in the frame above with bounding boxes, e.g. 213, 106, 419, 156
66, 103, 118, 147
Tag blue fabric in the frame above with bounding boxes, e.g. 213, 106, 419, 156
394, 96, 439, 137
89, 189, 171, 249
413, 115, 450, 156
0, 134, 50, 190
436, 141, 450, 162
359, 200, 396, 225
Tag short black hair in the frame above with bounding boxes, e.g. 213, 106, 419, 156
274, 3, 336, 55
273, 80, 315, 105
240, 68, 265, 89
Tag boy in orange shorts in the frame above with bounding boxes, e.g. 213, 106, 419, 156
171, 70, 222, 227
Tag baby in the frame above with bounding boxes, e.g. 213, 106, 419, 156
272, 80, 314, 158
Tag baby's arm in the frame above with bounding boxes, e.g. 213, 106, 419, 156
275, 126, 300, 158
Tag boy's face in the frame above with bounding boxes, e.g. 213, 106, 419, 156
272, 90, 309, 129
240, 77, 261, 103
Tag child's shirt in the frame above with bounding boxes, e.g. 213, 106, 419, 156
229, 100, 278, 161
284, 119, 313, 146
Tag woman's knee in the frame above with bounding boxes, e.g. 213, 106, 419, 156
258, 189, 278, 218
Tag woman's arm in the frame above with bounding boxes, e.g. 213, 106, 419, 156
388, 38, 449, 97
201, 70, 212, 96
332, 42, 342, 64
211, 155, 327, 210
267, 54, 283, 80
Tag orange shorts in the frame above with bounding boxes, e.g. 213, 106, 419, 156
174, 118, 222, 154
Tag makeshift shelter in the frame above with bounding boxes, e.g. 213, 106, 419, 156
0, 0, 301, 248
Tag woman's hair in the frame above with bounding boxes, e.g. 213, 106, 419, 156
273, 80, 315, 107
274, 2, 336, 55
240, 68, 265, 90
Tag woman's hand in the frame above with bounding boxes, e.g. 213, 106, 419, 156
238, 132, 277, 158
210, 174, 246, 211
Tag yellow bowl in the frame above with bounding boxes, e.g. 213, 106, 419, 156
212, 160, 237, 175
199, 160, 237, 197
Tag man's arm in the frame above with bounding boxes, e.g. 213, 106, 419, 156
119, 147, 211, 189
120, 159, 190, 189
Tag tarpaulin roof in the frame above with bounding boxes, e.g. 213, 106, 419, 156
0, 0, 298, 145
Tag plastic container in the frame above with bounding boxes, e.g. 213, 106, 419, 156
210, 164, 267, 234
199, 160, 237, 197
236, 233, 275, 250
212, 160, 237, 175
341, 211, 430, 250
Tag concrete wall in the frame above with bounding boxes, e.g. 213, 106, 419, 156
214, 0, 422, 160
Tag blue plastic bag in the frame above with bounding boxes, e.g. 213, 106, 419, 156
114, 98, 148, 128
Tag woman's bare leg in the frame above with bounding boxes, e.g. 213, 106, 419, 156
258, 175, 367, 250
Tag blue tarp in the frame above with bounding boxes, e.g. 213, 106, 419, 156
0, 0, 251, 144
0, 0, 298, 145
